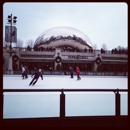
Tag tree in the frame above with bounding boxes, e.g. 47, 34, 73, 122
3, 37, 24, 47
92, 43, 97, 50
117, 46, 121, 50
102, 43, 107, 50
26, 39, 34, 48
16, 39, 24, 47
117, 46, 126, 50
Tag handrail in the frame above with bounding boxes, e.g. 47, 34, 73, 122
3, 88, 128, 93
3, 88, 128, 117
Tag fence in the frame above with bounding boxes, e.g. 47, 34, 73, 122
3, 88, 128, 118
3, 70, 127, 76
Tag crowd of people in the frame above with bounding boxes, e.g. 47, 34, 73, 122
26, 45, 94, 53
25, 45, 128, 55
5, 44, 128, 55
26, 45, 56, 52
111, 48, 128, 54
101, 48, 128, 54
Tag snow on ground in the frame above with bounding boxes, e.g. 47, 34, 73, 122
3, 75, 128, 119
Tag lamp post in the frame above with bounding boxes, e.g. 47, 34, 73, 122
6, 14, 17, 73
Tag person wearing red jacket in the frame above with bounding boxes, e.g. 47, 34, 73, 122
76, 66, 81, 80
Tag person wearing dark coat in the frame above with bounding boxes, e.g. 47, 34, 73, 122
24, 65, 28, 79
70, 67, 74, 78
29, 69, 43, 86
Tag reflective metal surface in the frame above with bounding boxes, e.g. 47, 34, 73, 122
34, 26, 92, 47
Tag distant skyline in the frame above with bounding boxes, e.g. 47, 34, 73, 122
3, 2, 128, 50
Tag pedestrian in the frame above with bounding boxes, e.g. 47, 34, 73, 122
49, 67, 53, 75
29, 68, 43, 86
76, 66, 81, 80
85, 65, 87, 74
21, 65, 26, 79
70, 67, 74, 78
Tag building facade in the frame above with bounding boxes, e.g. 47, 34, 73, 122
3, 26, 128, 74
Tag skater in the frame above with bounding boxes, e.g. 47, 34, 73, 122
21, 64, 26, 79
76, 66, 81, 80
70, 67, 74, 78
24, 65, 28, 79
29, 68, 43, 86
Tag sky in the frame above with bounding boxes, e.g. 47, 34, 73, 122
3, 2, 128, 50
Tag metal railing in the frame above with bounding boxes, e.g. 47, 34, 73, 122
3, 88, 128, 118
3, 70, 127, 76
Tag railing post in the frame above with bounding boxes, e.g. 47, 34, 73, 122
115, 89, 120, 116
60, 89, 65, 118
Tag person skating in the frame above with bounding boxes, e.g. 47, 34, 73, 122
24, 65, 28, 79
76, 66, 81, 80
29, 68, 43, 86
70, 66, 74, 78
21, 64, 26, 79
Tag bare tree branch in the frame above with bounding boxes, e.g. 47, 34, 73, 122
91, 43, 97, 50
16, 39, 24, 47
26, 39, 34, 48
102, 43, 107, 50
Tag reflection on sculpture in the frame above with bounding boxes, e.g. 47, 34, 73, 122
34, 26, 92, 49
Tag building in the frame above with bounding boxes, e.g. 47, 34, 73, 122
3, 26, 128, 74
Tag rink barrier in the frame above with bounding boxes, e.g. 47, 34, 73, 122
3, 70, 127, 76
3, 88, 128, 118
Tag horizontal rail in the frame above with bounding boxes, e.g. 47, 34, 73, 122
3, 88, 128, 118
3, 88, 128, 93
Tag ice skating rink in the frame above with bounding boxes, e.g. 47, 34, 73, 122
3, 75, 128, 119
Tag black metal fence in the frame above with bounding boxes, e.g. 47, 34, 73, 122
3, 88, 128, 118
3, 70, 128, 76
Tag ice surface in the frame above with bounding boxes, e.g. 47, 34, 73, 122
3, 75, 128, 119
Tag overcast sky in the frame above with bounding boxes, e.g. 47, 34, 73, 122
3, 2, 128, 50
